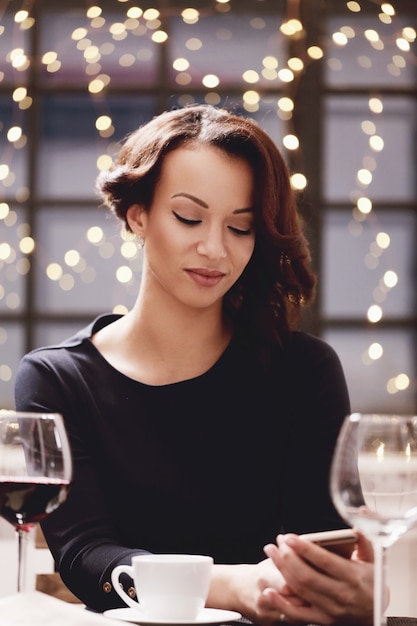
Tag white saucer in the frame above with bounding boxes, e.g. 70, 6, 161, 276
103, 607, 242, 625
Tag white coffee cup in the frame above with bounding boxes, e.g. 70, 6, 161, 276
111, 553, 213, 620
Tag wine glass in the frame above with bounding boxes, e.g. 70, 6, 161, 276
330, 413, 417, 626
0, 411, 72, 592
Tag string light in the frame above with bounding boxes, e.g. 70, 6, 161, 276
0, 1, 415, 409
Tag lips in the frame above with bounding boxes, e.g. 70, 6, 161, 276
185, 268, 226, 287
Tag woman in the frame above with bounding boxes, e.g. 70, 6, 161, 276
15, 104, 374, 623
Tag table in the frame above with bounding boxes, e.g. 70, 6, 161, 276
0, 591, 125, 626
1, 591, 416, 626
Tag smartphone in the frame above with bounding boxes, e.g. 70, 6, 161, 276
300, 528, 358, 558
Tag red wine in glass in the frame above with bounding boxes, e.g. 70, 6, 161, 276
0, 412, 72, 592
0, 477, 71, 531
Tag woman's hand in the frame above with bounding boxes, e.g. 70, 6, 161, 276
207, 559, 304, 625
262, 530, 375, 625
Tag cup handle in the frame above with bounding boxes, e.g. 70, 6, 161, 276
111, 564, 140, 610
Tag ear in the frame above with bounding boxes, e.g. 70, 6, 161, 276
126, 204, 147, 236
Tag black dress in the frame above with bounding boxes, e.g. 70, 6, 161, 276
15, 314, 350, 612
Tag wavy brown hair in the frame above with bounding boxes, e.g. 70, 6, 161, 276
96, 104, 316, 351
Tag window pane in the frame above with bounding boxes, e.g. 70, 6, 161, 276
0, 206, 29, 313
0, 323, 24, 410
34, 322, 88, 350
325, 15, 417, 88
34, 207, 142, 314
0, 12, 29, 83
37, 95, 156, 198
323, 96, 416, 202
321, 210, 415, 319
39, 9, 159, 86
168, 11, 284, 87
323, 328, 416, 414
0, 98, 28, 195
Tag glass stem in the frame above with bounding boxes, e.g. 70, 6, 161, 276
373, 540, 388, 626
16, 527, 29, 593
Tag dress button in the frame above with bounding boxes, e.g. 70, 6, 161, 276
128, 587, 137, 598
103, 581, 112, 593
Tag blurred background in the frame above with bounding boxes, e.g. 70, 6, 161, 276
0, 0, 416, 413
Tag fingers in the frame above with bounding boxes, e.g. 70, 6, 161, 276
354, 530, 374, 562
264, 534, 354, 614
260, 587, 331, 625
262, 586, 308, 608
252, 558, 312, 624
264, 539, 331, 614
263, 534, 374, 624
276, 533, 355, 580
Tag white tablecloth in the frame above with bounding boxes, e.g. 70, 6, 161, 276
0, 591, 125, 625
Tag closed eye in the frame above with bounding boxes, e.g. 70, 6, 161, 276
172, 211, 202, 225
227, 225, 253, 236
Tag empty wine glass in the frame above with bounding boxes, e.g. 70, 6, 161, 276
330, 413, 417, 626
0, 411, 72, 592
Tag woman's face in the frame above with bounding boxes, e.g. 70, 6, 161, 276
129, 143, 255, 312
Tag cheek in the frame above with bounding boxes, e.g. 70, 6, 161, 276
230, 239, 255, 279
147, 220, 177, 251
146, 223, 194, 270
238, 238, 255, 268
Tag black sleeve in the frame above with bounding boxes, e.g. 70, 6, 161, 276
15, 352, 149, 612
279, 333, 351, 533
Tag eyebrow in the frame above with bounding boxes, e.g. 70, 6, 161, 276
171, 192, 253, 214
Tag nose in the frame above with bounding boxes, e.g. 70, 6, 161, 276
196, 227, 227, 260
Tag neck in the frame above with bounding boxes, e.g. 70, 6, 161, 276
129, 285, 230, 355
93, 264, 234, 385
104, 278, 232, 385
